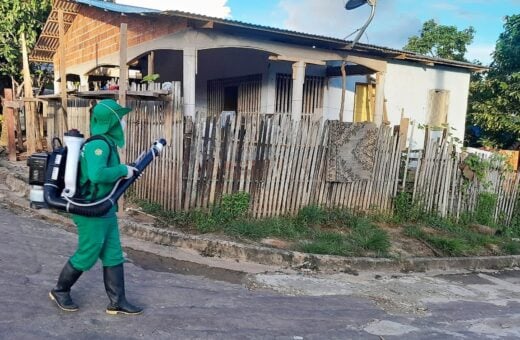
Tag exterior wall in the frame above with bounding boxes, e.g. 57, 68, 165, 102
324, 74, 367, 122
384, 61, 471, 148
53, 7, 187, 71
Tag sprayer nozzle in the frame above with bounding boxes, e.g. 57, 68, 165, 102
152, 138, 167, 155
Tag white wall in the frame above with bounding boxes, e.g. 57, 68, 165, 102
324, 74, 367, 121
384, 61, 470, 148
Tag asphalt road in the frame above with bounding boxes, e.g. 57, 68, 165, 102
1, 204, 519, 339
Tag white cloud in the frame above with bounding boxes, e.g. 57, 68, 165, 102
466, 43, 494, 66
279, 0, 421, 49
116, 0, 231, 18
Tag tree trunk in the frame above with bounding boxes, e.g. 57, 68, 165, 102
339, 61, 347, 122
21, 31, 42, 153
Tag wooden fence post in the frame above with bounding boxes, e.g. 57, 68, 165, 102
119, 22, 128, 210
3, 89, 17, 161
58, 9, 68, 134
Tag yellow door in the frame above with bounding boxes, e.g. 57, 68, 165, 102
353, 83, 375, 123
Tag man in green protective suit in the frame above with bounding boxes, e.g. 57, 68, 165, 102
49, 99, 142, 315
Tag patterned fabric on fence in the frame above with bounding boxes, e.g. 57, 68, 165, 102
326, 121, 378, 182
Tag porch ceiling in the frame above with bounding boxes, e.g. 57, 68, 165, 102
30, 0, 79, 63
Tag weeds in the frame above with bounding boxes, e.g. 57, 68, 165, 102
475, 192, 498, 226
133, 190, 518, 258
297, 231, 350, 256
393, 192, 421, 223
226, 217, 307, 240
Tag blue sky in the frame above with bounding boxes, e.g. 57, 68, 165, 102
118, 0, 520, 65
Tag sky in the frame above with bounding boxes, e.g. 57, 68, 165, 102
117, 0, 520, 65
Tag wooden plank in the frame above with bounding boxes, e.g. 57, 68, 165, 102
271, 115, 289, 215
226, 112, 242, 195
3, 90, 17, 161
119, 23, 128, 107
58, 9, 68, 134
289, 120, 307, 213
237, 114, 248, 194
22, 32, 39, 153
275, 118, 294, 215
257, 115, 271, 216
208, 115, 222, 207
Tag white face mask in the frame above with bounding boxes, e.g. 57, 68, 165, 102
120, 120, 126, 131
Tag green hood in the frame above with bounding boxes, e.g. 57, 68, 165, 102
90, 99, 131, 147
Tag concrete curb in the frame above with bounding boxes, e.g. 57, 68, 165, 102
120, 221, 520, 272
2, 161, 520, 273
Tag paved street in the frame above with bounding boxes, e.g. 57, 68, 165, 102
1, 204, 520, 339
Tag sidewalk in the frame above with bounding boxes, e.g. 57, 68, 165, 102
2, 159, 520, 274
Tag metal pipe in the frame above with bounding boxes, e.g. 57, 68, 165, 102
350, 3, 376, 48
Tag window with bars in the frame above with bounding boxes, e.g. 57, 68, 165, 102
275, 73, 324, 116
207, 74, 262, 116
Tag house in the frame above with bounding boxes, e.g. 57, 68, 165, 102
31, 0, 485, 147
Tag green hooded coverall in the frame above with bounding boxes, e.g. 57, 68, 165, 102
69, 99, 131, 271
50, 99, 142, 315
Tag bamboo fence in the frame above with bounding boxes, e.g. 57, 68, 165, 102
125, 97, 402, 217
412, 133, 520, 225
43, 89, 519, 225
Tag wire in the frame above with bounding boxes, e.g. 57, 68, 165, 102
63, 178, 123, 207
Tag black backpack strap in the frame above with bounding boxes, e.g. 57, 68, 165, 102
77, 135, 113, 200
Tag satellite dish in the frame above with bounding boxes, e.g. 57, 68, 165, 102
344, 0, 377, 48
345, 0, 369, 10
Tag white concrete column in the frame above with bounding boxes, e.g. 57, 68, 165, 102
54, 68, 60, 95
183, 47, 197, 118
374, 71, 386, 126
264, 63, 276, 113
291, 61, 306, 121
79, 75, 89, 92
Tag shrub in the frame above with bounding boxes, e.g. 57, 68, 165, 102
348, 220, 391, 256
475, 192, 497, 226
138, 200, 164, 215
393, 192, 420, 223
502, 240, 520, 255
297, 205, 326, 226
297, 231, 349, 256
225, 217, 307, 240
213, 192, 251, 223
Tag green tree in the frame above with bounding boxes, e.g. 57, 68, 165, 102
468, 74, 520, 148
0, 0, 52, 90
491, 15, 520, 77
467, 15, 520, 149
404, 19, 475, 62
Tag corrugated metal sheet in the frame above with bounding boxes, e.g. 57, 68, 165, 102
30, 0, 486, 72
75, 0, 159, 14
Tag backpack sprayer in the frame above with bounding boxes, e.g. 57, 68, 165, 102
27, 129, 166, 217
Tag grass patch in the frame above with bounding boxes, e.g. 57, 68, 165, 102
225, 217, 309, 240
132, 192, 518, 258
297, 231, 350, 256
403, 216, 506, 256
296, 217, 391, 257
502, 240, 520, 255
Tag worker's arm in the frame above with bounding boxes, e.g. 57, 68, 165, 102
83, 140, 127, 184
